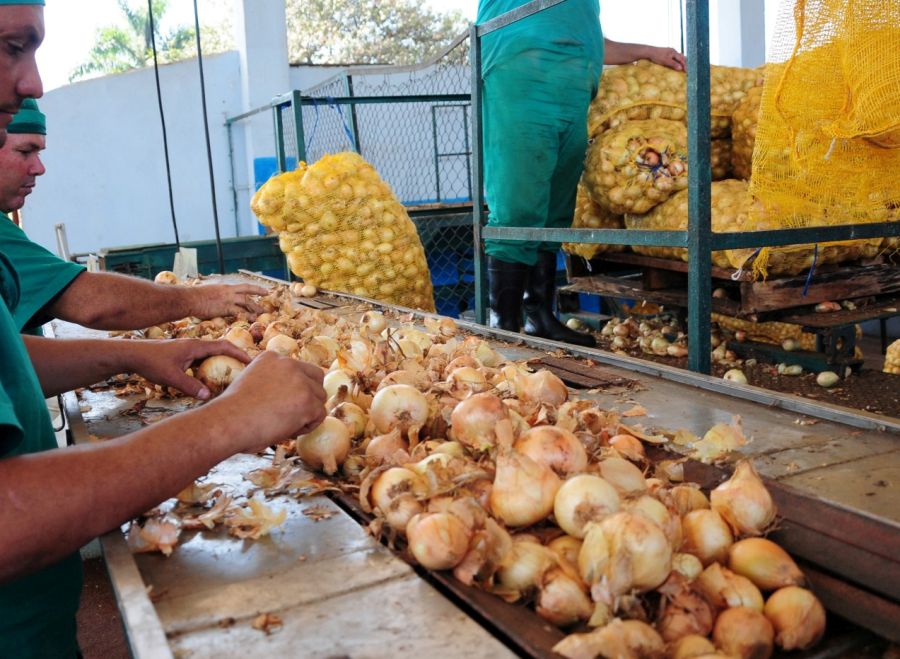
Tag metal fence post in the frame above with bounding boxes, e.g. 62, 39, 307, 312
273, 105, 287, 173
292, 89, 307, 164
686, 0, 712, 374
344, 73, 361, 152
470, 24, 488, 325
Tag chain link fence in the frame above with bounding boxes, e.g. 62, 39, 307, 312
228, 34, 476, 317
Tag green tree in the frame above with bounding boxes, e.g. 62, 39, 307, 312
70, 0, 233, 82
286, 0, 468, 65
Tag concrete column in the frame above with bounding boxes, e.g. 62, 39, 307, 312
711, 0, 766, 67
232, 0, 291, 234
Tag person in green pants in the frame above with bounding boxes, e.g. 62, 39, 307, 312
477, 0, 685, 346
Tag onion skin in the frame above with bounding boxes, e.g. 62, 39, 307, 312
695, 562, 765, 611
516, 425, 589, 477
657, 585, 715, 643
764, 586, 826, 650
597, 512, 673, 598
712, 606, 774, 659
711, 460, 776, 537
195, 355, 246, 395
668, 634, 716, 659
552, 619, 664, 659
598, 457, 647, 497
681, 509, 734, 566
554, 474, 621, 539
406, 512, 471, 570
667, 485, 710, 516
729, 538, 805, 591
496, 541, 557, 596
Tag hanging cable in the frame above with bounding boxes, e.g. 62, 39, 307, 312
147, 0, 180, 247
193, 0, 225, 274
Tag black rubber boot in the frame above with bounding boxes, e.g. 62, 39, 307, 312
487, 256, 527, 332
523, 251, 596, 347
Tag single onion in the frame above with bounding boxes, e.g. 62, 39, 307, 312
577, 522, 609, 586
547, 535, 583, 570
711, 460, 776, 537
671, 553, 704, 581
668, 634, 717, 659
145, 325, 166, 339
594, 512, 673, 599
553, 474, 621, 538
443, 355, 479, 377
223, 327, 255, 351
729, 538, 805, 591
362, 310, 387, 335
365, 429, 408, 464
406, 512, 471, 570
764, 586, 826, 650
712, 607, 775, 659
657, 584, 715, 642
431, 441, 464, 458
376, 370, 419, 390
450, 393, 510, 452
516, 426, 588, 477
154, 270, 178, 285
627, 495, 682, 548
681, 509, 734, 566
490, 448, 561, 527
470, 339, 502, 367
370, 384, 429, 435
407, 451, 453, 479
323, 369, 354, 399
535, 567, 593, 627
598, 457, 648, 497
608, 434, 646, 462
299, 283, 317, 297
296, 416, 350, 475
195, 355, 246, 395
667, 485, 710, 516
447, 366, 489, 393
695, 562, 764, 611
331, 402, 367, 439
513, 368, 569, 406
365, 466, 426, 512
496, 540, 557, 596
552, 619, 664, 659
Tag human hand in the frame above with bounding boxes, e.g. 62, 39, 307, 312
213, 351, 327, 452
647, 47, 686, 72
188, 284, 269, 320
129, 339, 252, 400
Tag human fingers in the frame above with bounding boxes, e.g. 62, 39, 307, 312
296, 360, 326, 386
189, 338, 251, 364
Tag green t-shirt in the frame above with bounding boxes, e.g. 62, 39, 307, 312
0, 217, 84, 332
476, 0, 604, 77
0, 253, 82, 658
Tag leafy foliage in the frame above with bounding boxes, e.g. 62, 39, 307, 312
286, 0, 468, 65
70, 0, 233, 82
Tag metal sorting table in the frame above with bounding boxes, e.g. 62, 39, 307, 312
58, 276, 900, 657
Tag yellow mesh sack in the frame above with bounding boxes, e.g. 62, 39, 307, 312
562, 180, 626, 260
731, 86, 763, 180
252, 153, 435, 311
583, 119, 688, 215
885, 339, 900, 375
749, 0, 900, 276
623, 180, 751, 270
712, 313, 817, 351
711, 138, 733, 181
588, 60, 763, 140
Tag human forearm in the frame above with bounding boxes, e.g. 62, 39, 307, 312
0, 401, 246, 582
604, 38, 653, 65
48, 272, 267, 330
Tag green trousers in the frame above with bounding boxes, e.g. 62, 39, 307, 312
483, 50, 598, 266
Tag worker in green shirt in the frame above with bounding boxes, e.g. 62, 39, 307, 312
477, 0, 684, 346
0, 3, 327, 656
0, 99, 274, 334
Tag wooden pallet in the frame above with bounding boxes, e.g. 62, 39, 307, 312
564, 253, 900, 317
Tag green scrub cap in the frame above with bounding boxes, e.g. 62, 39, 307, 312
8, 98, 45, 135
0, 1, 45, 4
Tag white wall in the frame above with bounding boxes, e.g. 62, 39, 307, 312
23, 51, 243, 256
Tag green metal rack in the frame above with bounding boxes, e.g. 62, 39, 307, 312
468, 0, 900, 374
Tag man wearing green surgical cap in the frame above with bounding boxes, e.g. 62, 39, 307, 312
0, 97, 46, 212
0, 4, 328, 657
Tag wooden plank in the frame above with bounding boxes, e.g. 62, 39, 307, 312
777, 296, 900, 330
537, 356, 637, 389
563, 275, 742, 316
801, 563, 900, 644
740, 263, 900, 313
597, 252, 744, 281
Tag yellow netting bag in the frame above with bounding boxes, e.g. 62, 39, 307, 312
712, 313, 817, 351
562, 180, 625, 260
749, 0, 900, 276
731, 86, 763, 180
885, 339, 900, 375
251, 153, 435, 311
583, 119, 688, 215
711, 138, 733, 181
623, 180, 752, 270
588, 60, 763, 140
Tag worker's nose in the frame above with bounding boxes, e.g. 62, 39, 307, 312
31, 155, 45, 177
16, 56, 43, 101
